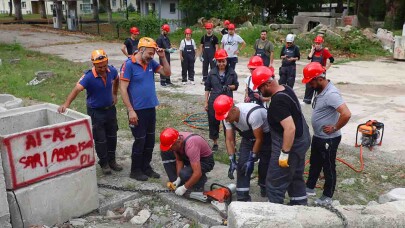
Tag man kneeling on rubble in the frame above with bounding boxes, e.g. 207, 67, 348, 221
160, 128, 215, 196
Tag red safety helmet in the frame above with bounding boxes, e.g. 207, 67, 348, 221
302, 62, 325, 84
252, 66, 274, 90
160, 128, 179, 151
130, 27, 140, 35
247, 56, 264, 69
224, 20, 230, 26
314, 35, 324, 43
184, 28, 192, 34
162, 24, 170, 32
214, 49, 228, 60
228, 23, 235, 30
213, 95, 234, 121
205, 22, 213, 29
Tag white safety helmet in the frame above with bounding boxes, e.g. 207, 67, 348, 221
286, 34, 295, 43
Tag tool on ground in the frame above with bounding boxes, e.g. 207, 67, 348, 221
183, 112, 209, 130
355, 120, 384, 150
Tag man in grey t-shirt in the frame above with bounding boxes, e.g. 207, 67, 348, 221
213, 95, 271, 201
302, 62, 351, 206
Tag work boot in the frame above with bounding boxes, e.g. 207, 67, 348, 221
306, 187, 316, 196
260, 186, 267, 197
144, 169, 161, 179
109, 160, 123, 171
130, 170, 149, 181
314, 195, 333, 206
212, 144, 218, 151
101, 164, 112, 175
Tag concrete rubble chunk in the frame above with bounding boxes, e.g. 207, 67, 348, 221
228, 201, 405, 227
378, 188, 405, 204
341, 178, 356, 186
130, 209, 151, 225
69, 218, 87, 227
106, 210, 116, 217
9, 59, 20, 64
0, 154, 11, 228
0, 94, 23, 110
122, 207, 134, 218
183, 224, 190, 228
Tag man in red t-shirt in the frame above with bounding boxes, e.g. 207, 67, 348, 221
160, 128, 215, 196
303, 36, 334, 104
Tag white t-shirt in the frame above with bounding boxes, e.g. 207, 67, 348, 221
224, 103, 269, 133
179, 39, 197, 51
221, 34, 245, 58
244, 76, 256, 92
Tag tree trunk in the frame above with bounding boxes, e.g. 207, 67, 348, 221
54, 0, 63, 29
357, 0, 370, 27
336, 0, 344, 13
8, 0, 12, 16
39, 0, 46, 19
12, 0, 22, 20
93, 0, 99, 20
105, 0, 112, 23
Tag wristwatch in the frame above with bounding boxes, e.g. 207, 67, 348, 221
281, 149, 289, 153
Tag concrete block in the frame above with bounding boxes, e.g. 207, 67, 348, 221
7, 166, 98, 227
0, 155, 12, 228
0, 94, 23, 110
394, 36, 405, 60
378, 188, 405, 204
0, 103, 95, 190
298, 12, 335, 17
228, 201, 405, 228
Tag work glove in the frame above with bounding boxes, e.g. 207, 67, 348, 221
278, 150, 289, 168
212, 58, 217, 65
175, 185, 188, 196
222, 85, 230, 93
173, 177, 181, 188
228, 154, 237, 180
241, 152, 256, 176
199, 55, 204, 62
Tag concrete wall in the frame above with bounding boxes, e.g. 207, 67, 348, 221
0, 155, 12, 228
228, 201, 405, 228
293, 15, 339, 32
7, 166, 98, 227
0, 103, 95, 190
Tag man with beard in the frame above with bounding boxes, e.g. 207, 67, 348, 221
302, 62, 351, 206
303, 36, 334, 104
252, 66, 311, 205
254, 30, 274, 67
120, 37, 171, 181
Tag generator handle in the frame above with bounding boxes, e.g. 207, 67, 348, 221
355, 124, 362, 147
210, 183, 233, 204
379, 122, 384, 146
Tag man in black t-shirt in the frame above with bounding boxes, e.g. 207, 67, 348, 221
121, 27, 140, 58
221, 20, 230, 35
199, 22, 219, 83
279, 34, 300, 88
251, 66, 311, 206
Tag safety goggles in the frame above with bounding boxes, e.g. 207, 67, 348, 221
92, 55, 107, 61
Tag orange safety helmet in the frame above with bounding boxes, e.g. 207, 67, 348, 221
205, 22, 213, 29
213, 95, 234, 121
228, 23, 235, 30
162, 24, 170, 32
137, 37, 158, 49
314, 35, 324, 43
247, 56, 264, 69
91, 49, 108, 63
224, 20, 230, 26
302, 62, 325, 84
214, 49, 228, 60
184, 28, 192, 34
130, 26, 140, 35
160, 128, 180, 151
252, 66, 274, 90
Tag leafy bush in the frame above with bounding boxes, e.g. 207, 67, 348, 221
98, 5, 106, 14
127, 3, 135, 13
118, 13, 168, 38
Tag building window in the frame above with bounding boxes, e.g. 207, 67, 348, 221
112, 0, 116, 7
170, 3, 175, 14
21, 2, 26, 9
80, 3, 92, 13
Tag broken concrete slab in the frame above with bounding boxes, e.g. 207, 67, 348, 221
0, 103, 95, 190
228, 201, 405, 227
0, 155, 12, 228
378, 188, 405, 204
0, 94, 23, 110
129, 209, 150, 225
7, 166, 98, 228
